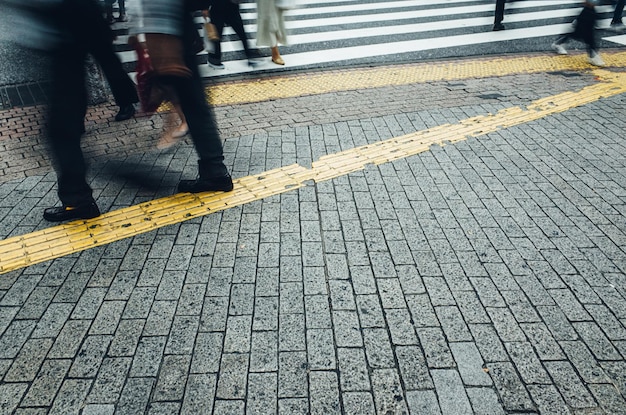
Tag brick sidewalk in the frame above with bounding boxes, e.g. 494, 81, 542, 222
1, 53, 626, 414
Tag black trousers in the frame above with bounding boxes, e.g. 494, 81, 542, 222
554, 5, 598, 56
47, 0, 137, 206
48, 47, 94, 206
209, 1, 254, 61
494, 0, 506, 24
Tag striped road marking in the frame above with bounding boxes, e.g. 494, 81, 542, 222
1, 53, 626, 274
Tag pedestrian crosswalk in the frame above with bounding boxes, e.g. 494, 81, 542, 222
113, 0, 626, 79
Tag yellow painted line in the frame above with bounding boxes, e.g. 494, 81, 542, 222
1, 65, 626, 274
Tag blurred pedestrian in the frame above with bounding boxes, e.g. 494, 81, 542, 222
141, 0, 234, 193
609, 0, 625, 31
256, 0, 289, 65
551, 0, 605, 66
8, 0, 106, 221
204, 2, 261, 69
90, 2, 139, 122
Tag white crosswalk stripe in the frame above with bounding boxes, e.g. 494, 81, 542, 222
113, 0, 624, 79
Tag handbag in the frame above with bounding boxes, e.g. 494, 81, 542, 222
130, 37, 164, 113
276, 0, 295, 9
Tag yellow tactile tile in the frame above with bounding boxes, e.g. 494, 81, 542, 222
2, 58, 626, 274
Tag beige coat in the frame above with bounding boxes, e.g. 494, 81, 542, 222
255, 0, 288, 47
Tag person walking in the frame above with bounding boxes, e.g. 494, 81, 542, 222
204, 1, 261, 69
90, 2, 139, 122
141, 0, 234, 194
256, 0, 289, 65
551, 0, 605, 67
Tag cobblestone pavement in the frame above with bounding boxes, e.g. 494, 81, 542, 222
1, 51, 626, 414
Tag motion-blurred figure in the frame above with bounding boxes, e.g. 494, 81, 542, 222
551, 0, 605, 66
204, 3, 261, 69
256, 0, 289, 65
8, 0, 109, 221
141, 0, 234, 193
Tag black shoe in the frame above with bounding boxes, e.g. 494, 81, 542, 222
208, 55, 225, 69
178, 175, 234, 193
116, 13, 128, 22
115, 104, 135, 121
43, 202, 101, 222
492, 23, 505, 31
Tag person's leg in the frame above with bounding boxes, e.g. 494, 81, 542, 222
44, 49, 100, 220
493, 0, 506, 30
117, 0, 127, 21
208, 2, 226, 67
225, 3, 256, 59
79, 0, 138, 118
104, 0, 115, 23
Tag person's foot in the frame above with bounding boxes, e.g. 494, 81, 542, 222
116, 13, 128, 22
115, 104, 135, 121
208, 55, 225, 69
272, 56, 285, 65
492, 22, 505, 31
588, 52, 605, 67
609, 20, 625, 31
157, 125, 188, 150
178, 175, 234, 193
551, 42, 568, 55
43, 202, 100, 222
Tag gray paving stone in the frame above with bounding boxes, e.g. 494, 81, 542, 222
279, 313, 306, 351
129, 336, 166, 377
306, 328, 336, 370
418, 327, 454, 368
87, 357, 132, 404
71, 287, 108, 320
165, 316, 199, 355
14, 287, 56, 320
560, 340, 611, 384
247, 372, 277, 415
279, 282, 304, 314
108, 319, 145, 357
572, 321, 622, 361
371, 368, 410, 415
588, 383, 626, 415
217, 353, 249, 399
386, 308, 418, 346
147, 402, 181, 415
0, 319, 36, 359
337, 347, 370, 392
504, 341, 551, 385
450, 342, 492, 387
395, 345, 433, 390
436, 306, 473, 342
486, 307, 526, 342
487, 361, 536, 413
143, 300, 177, 336
21, 359, 71, 407
153, 354, 191, 402
199, 296, 229, 332
309, 371, 341, 415
465, 387, 506, 415
0, 274, 42, 306
69, 335, 112, 378
32, 303, 73, 339
355, 294, 386, 329
116, 377, 154, 415
431, 369, 473, 415
277, 398, 308, 415
0, 382, 28, 415
90, 301, 125, 335
4, 338, 53, 382
180, 373, 216, 415
82, 404, 116, 415
528, 385, 572, 415
544, 361, 597, 409
332, 310, 363, 347
48, 379, 92, 415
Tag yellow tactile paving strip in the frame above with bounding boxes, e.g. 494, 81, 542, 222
2, 54, 626, 275
207, 51, 626, 106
